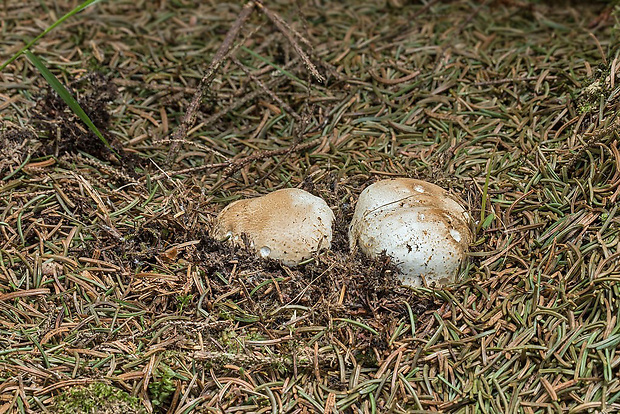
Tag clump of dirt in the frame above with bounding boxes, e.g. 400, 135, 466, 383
31, 72, 143, 180
0, 125, 37, 178
33, 72, 117, 157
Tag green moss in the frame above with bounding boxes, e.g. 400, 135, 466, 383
148, 368, 176, 410
52, 382, 145, 414
176, 293, 194, 313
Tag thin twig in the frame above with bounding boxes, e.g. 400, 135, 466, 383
165, 1, 256, 166
148, 136, 323, 181
200, 67, 291, 128
232, 56, 302, 121
253, 0, 325, 83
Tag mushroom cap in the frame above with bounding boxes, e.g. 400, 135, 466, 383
213, 188, 335, 266
349, 178, 471, 287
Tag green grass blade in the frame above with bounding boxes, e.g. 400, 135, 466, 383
24, 50, 114, 152
334, 318, 379, 335
0, 0, 104, 71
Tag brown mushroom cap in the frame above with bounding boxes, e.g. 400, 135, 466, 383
213, 188, 335, 266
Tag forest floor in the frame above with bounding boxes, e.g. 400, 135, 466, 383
1, 0, 620, 413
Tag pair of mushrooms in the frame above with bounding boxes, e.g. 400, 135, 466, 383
213, 178, 471, 287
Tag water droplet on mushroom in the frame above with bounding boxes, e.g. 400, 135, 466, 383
414, 185, 425, 193
259, 246, 271, 258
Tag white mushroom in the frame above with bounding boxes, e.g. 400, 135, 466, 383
349, 178, 471, 287
213, 188, 334, 266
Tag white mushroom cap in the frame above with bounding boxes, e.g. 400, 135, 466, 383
213, 188, 335, 266
349, 178, 471, 287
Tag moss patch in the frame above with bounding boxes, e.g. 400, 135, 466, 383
51, 383, 145, 414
